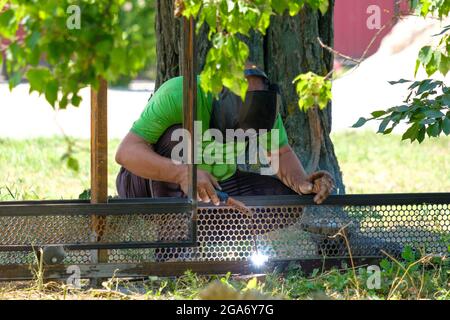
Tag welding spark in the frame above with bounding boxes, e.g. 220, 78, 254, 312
250, 252, 269, 268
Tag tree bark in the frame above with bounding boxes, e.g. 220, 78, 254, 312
155, 0, 345, 193
155, 0, 210, 88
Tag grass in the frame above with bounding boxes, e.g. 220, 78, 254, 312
1, 251, 448, 300
0, 137, 120, 201
0, 131, 448, 300
331, 130, 450, 194
0, 131, 449, 200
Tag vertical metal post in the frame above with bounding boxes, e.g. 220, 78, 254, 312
90, 78, 109, 268
182, 17, 197, 206
182, 17, 198, 241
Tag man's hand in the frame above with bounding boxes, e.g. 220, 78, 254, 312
178, 168, 221, 206
295, 171, 335, 204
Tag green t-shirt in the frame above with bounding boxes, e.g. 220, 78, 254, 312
131, 76, 288, 181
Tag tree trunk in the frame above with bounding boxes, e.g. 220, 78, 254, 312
155, 0, 210, 88
155, 0, 345, 194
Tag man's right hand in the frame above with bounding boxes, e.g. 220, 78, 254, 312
178, 168, 221, 206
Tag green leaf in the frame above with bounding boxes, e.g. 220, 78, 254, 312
388, 79, 412, 85
418, 46, 433, 65
78, 189, 91, 200
401, 246, 415, 262
59, 95, 68, 109
377, 117, 390, 133
417, 79, 440, 95
45, 80, 59, 107
383, 127, 394, 135
442, 117, 450, 135
0, 9, 15, 38
417, 126, 426, 143
272, 0, 290, 14
402, 123, 420, 142
67, 157, 80, 172
246, 277, 258, 290
8, 72, 22, 89
71, 95, 82, 107
426, 122, 441, 137
371, 110, 387, 118
26, 68, 51, 94
318, 0, 329, 15
439, 55, 450, 76
352, 117, 368, 128
26, 31, 40, 49
443, 94, 450, 106
393, 105, 410, 112
423, 109, 444, 118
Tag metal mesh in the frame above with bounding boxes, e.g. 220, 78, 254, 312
0, 202, 449, 265
0, 213, 190, 246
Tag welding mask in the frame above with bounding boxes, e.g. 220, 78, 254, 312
210, 83, 281, 138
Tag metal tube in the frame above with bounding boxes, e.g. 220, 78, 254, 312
182, 16, 197, 205
182, 16, 198, 246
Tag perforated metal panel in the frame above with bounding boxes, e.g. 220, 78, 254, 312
0, 213, 190, 247
1, 195, 449, 267
108, 202, 449, 263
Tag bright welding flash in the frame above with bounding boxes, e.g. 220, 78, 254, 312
250, 252, 269, 268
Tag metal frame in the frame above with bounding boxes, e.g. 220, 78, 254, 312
0, 192, 449, 280
0, 198, 196, 251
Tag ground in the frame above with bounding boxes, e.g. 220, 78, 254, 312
0, 257, 448, 300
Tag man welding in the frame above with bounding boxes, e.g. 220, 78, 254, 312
115, 63, 335, 204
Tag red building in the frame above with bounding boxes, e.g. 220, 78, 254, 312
334, 0, 410, 60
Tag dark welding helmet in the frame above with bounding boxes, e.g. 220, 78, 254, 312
210, 68, 281, 138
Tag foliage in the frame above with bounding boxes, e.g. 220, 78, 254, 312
293, 72, 332, 111
412, 0, 449, 77
180, 0, 330, 106
356, 0, 450, 142
410, 0, 450, 19
0, 0, 155, 108
353, 79, 450, 142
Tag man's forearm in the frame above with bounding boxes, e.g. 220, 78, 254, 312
274, 144, 335, 203
116, 132, 186, 185
275, 145, 309, 193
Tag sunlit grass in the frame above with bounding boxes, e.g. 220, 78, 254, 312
0, 131, 448, 201
331, 130, 450, 194
0, 137, 120, 201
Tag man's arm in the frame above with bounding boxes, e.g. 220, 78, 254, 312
115, 132, 221, 205
275, 144, 335, 204
116, 132, 184, 184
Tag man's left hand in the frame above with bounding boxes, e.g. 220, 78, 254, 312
295, 171, 335, 204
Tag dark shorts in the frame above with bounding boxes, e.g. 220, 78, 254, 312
116, 125, 295, 199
